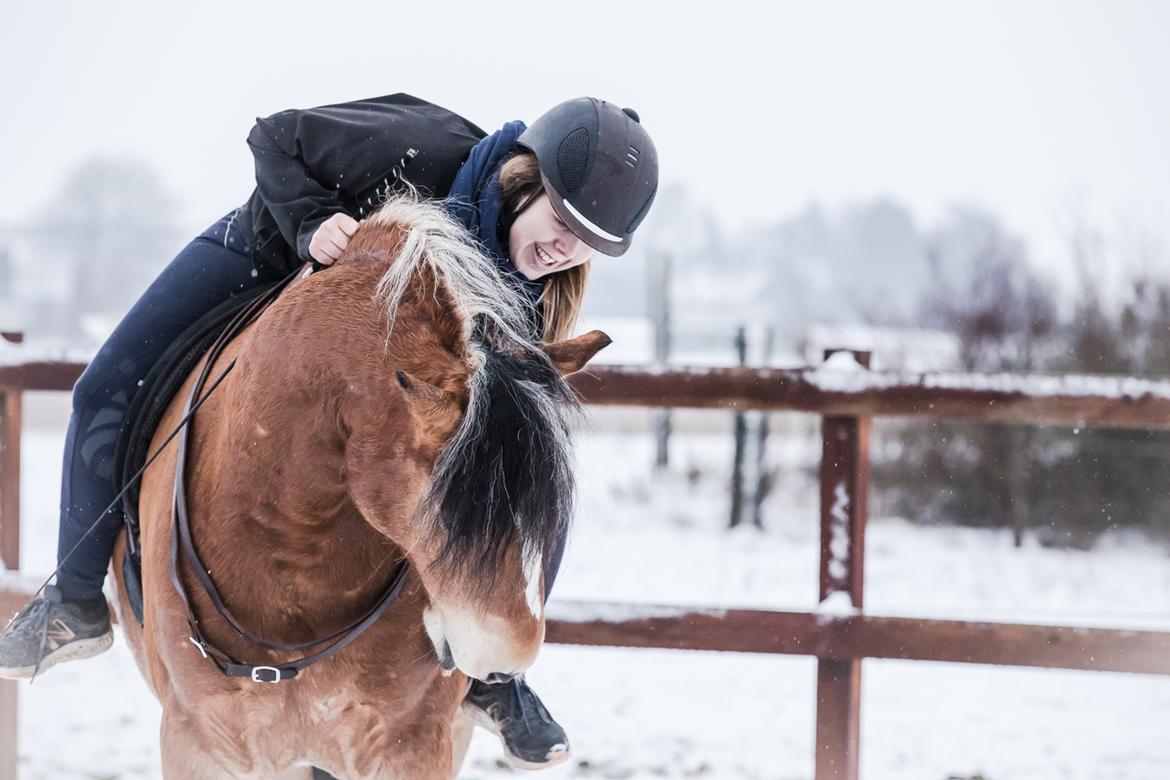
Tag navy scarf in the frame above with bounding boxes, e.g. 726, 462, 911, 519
443, 120, 547, 309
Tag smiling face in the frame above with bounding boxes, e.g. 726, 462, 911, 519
507, 191, 596, 280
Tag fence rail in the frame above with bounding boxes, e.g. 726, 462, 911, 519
570, 363, 1170, 429
3, 346, 1170, 780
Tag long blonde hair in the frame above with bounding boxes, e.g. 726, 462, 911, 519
497, 152, 590, 343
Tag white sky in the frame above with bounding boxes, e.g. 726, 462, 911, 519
2, 0, 1168, 275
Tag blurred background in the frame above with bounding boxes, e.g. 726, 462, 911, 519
2, 2, 1169, 778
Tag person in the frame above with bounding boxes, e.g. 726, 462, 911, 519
0, 92, 658, 769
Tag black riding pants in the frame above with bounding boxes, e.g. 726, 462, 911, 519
55, 211, 262, 601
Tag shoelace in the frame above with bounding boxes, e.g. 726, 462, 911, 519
1, 597, 53, 681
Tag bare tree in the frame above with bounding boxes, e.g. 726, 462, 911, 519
30, 156, 182, 333
877, 210, 1170, 548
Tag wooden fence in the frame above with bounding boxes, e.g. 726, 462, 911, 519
3, 340, 1170, 779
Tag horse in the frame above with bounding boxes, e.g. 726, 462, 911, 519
108, 195, 610, 779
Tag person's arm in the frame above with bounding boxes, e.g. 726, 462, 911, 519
246, 110, 348, 264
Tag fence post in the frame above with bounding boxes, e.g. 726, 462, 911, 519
649, 252, 672, 469
814, 348, 871, 780
0, 331, 22, 780
749, 326, 775, 529
728, 326, 748, 527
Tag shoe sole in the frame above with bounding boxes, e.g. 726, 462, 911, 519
0, 630, 114, 680
462, 702, 571, 771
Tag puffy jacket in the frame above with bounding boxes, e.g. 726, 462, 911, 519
237, 93, 487, 278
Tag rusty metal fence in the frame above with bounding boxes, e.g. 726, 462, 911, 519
3, 338, 1170, 780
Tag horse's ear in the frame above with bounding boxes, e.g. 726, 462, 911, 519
396, 370, 459, 417
541, 330, 612, 376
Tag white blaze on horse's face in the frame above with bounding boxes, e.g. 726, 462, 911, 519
522, 542, 544, 620
420, 546, 545, 682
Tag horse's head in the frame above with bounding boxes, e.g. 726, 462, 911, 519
337, 197, 609, 682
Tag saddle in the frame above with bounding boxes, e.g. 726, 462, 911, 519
112, 279, 283, 625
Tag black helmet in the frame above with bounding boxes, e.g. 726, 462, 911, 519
517, 97, 658, 257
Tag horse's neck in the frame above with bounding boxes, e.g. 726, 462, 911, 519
185, 275, 404, 634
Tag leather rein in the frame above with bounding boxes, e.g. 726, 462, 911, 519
170, 265, 410, 684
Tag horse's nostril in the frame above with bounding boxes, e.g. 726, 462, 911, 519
482, 671, 518, 685
437, 639, 456, 672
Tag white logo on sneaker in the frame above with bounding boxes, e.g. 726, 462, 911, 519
44, 619, 76, 651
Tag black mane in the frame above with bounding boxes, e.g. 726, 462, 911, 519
423, 324, 580, 598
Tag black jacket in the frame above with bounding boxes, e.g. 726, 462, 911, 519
237, 93, 487, 278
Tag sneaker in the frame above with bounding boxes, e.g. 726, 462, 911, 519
0, 584, 113, 679
463, 676, 571, 770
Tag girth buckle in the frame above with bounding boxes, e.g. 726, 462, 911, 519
251, 665, 283, 683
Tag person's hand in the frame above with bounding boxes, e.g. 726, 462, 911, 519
309, 213, 360, 265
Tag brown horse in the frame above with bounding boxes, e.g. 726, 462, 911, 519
109, 196, 610, 779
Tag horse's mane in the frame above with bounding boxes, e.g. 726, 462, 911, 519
369, 196, 535, 352
366, 196, 579, 600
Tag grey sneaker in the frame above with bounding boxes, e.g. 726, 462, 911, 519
0, 584, 113, 679
463, 676, 571, 770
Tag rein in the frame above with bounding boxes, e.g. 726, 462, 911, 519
170, 265, 410, 684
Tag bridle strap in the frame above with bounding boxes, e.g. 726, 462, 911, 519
169, 265, 412, 683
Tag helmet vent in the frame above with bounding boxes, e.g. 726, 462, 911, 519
557, 128, 591, 192
626, 145, 640, 168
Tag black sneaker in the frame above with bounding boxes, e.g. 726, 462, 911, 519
0, 584, 113, 679
463, 676, 571, 770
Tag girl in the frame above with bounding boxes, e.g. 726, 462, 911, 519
0, 93, 658, 770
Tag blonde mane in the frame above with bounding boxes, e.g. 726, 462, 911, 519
369, 195, 537, 351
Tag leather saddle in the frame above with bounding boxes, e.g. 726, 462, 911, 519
112, 280, 283, 625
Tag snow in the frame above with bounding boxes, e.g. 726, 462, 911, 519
803, 362, 1170, 401
827, 481, 851, 583
820, 351, 867, 373
815, 590, 857, 619
922, 370, 1170, 400
10, 418, 1170, 779
548, 602, 729, 623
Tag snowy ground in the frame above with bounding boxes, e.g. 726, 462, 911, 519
11, 412, 1170, 779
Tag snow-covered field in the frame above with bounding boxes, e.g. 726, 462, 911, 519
11, 413, 1170, 779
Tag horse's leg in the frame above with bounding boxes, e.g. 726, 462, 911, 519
160, 710, 222, 779
311, 726, 457, 780
448, 708, 475, 779
160, 706, 230, 780
159, 705, 265, 780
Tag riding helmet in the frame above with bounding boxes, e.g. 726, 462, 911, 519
516, 97, 658, 257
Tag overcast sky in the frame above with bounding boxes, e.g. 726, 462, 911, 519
3, 1, 1167, 275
